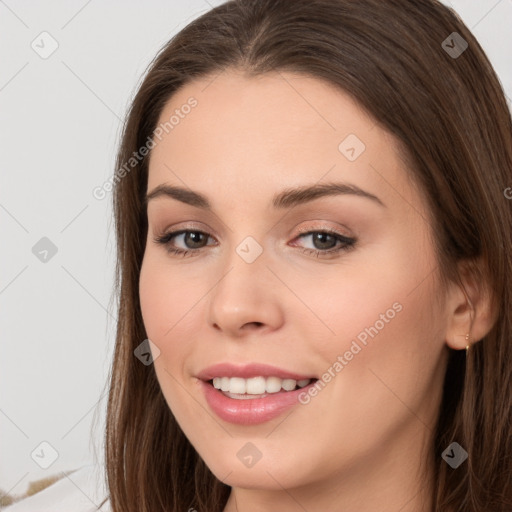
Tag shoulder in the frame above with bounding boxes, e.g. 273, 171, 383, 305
3, 465, 111, 512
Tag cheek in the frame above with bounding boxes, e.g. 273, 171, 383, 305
139, 257, 198, 419
139, 256, 191, 380
139, 253, 215, 393
291, 241, 436, 364
139, 255, 196, 340
324, 251, 445, 431
309, 233, 444, 408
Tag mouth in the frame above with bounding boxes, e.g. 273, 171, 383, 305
199, 376, 319, 425
207, 376, 317, 399
196, 362, 319, 424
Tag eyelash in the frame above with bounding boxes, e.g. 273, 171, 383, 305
153, 227, 356, 259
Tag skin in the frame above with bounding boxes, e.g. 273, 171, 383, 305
139, 69, 492, 512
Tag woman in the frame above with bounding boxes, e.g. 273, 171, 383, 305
24, 0, 511, 511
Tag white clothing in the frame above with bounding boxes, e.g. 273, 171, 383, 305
3, 465, 111, 512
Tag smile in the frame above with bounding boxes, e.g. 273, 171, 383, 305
197, 362, 319, 425
211, 376, 312, 397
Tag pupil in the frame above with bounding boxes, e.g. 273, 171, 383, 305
186, 231, 205, 248
314, 233, 335, 250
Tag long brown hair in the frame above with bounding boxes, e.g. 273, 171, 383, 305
99, 0, 512, 510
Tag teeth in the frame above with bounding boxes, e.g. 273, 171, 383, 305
211, 376, 312, 395
282, 379, 297, 391
220, 377, 230, 392
229, 377, 246, 394
266, 376, 282, 393
246, 376, 266, 394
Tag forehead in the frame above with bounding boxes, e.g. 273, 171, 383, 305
146, 69, 422, 214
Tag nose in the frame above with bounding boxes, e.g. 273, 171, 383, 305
207, 250, 285, 338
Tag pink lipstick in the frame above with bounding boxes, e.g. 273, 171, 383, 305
197, 363, 318, 425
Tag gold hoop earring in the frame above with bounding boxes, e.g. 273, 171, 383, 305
465, 333, 470, 352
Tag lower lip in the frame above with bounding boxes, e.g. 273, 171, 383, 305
200, 380, 317, 425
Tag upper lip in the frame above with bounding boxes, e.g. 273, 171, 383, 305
196, 362, 316, 381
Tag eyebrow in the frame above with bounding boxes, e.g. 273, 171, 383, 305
144, 181, 385, 210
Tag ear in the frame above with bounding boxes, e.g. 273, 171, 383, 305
444, 257, 496, 350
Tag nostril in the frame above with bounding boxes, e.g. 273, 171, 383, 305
246, 322, 263, 328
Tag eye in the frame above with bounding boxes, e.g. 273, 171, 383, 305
153, 227, 356, 259
153, 229, 214, 257
292, 228, 356, 258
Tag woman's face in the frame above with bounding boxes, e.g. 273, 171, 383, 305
139, 70, 453, 497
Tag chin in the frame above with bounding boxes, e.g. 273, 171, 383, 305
199, 445, 311, 491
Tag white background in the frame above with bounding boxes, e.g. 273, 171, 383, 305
1, 0, 511, 498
